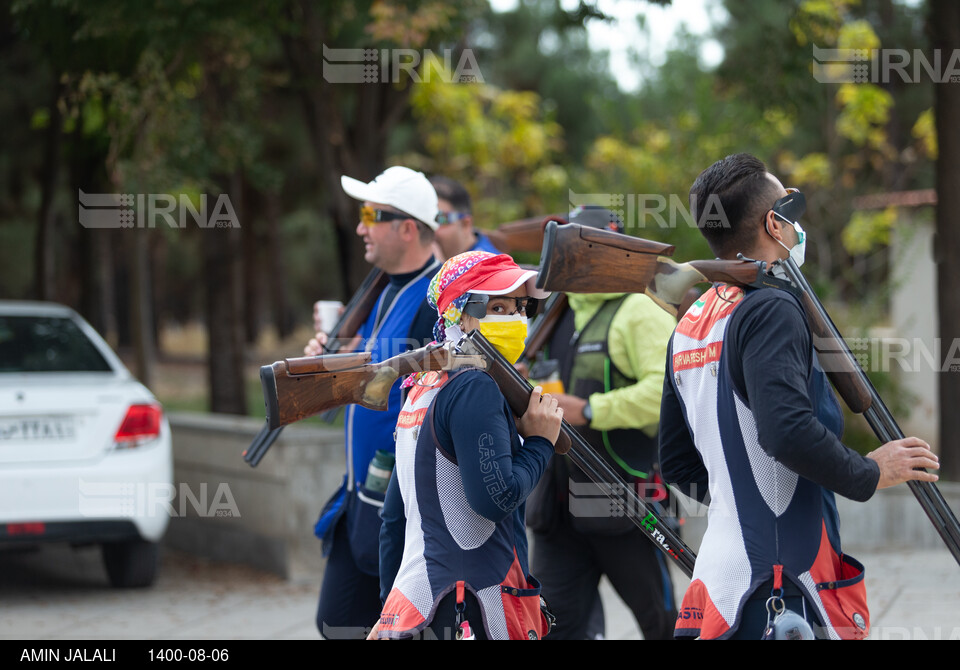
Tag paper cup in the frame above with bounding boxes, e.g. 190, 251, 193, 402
314, 300, 344, 334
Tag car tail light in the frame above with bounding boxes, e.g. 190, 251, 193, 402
114, 403, 163, 448
6, 522, 46, 536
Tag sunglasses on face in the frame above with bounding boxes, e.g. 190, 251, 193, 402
359, 205, 409, 226
462, 293, 540, 319
771, 187, 806, 225
436, 211, 470, 226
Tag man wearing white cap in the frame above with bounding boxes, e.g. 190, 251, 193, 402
306, 165, 442, 639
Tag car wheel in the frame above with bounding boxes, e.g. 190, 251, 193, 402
101, 539, 160, 588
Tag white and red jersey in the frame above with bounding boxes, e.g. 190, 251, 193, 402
664, 285, 870, 640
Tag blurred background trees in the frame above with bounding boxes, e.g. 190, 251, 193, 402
1, 0, 957, 475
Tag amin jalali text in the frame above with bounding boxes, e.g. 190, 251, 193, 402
21, 648, 115, 662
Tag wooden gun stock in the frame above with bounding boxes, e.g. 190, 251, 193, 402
260, 343, 487, 430
261, 351, 371, 429
244, 268, 390, 467
537, 221, 774, 317
536, 220, 676, 296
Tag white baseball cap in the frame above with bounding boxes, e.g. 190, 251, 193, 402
340, 166, 440, 230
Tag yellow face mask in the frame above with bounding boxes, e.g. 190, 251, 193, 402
476, 314, 528, 365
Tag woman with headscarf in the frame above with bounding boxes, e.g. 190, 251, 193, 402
373, 251, 563, 640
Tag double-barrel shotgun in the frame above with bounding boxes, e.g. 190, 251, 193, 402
258, 330, 698, 577
536, 220, 960, 567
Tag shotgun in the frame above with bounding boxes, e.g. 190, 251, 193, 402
260, 338, 573, 455
537, 220, 960, 566
536, 220, 783, 316
243, 268, 389, 467
260, 328, 697, 576
456, 330, 697, 577
259, 341, 485, 428
247, 211, 564, 468
776, 257, 960, 566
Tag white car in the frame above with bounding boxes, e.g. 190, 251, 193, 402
0, 301, 173, 587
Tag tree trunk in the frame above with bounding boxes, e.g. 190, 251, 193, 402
129, 230, 155, 389
931, 0, 960, 480
242, 179, 262, 346
34, 80, 62, 301
280, 1, 414, 299
71, 130, 116, 344
265, 190, 293, 339
203, 173, 248, 415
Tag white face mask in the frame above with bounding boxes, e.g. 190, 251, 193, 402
771, 215, 806, 267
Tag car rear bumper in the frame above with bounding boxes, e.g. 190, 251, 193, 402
0, 519, 143, 545
0, 438, 172, 543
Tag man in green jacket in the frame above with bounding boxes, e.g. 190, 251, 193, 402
527, 206, 678, 640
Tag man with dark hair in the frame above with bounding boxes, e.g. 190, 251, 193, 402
659, 153, 940, 639
428, 175, 500, 259
527, 205, 678, 640
305, 166, 441, 639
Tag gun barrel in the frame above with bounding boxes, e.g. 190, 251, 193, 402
460, 329, 696, 577
779, 258, 960, 566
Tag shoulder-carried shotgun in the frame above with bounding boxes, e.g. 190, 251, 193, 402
536, 220, 788, 317
259, 328, 697, 577
243, 268, 389, 467
259, 341, 485, 428
246, 212, 562, 468
537, 220, 960, 567
775, 257, 960, 566
456, 330, 696, 577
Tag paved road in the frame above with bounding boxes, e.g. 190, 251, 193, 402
0, 544, 318, 640
1, 542, 958, 640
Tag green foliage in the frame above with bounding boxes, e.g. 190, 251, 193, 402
1, 0, 943, 426
0, 218, 36, 298
572, 38, 797, 258
836, 83, 894, 151
470, 0, 624, 161
786, 152, 833, 188
281, 208, 345, 312
406, 59, 565, 224
842, 206, 897, 255
913, 108, 937, 160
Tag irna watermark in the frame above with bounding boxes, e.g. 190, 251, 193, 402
78, 190, 240, 229
569, 189, 728, 230
815, 336, 960, 374
78, 480, 240, 518
567, 480, 709, 520
867, 626, 960, 640
322, 45, 483, 84
813, 44, 960, 84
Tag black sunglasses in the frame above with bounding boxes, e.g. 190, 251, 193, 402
462, 293, 540, 319
771, 188, 806, 224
